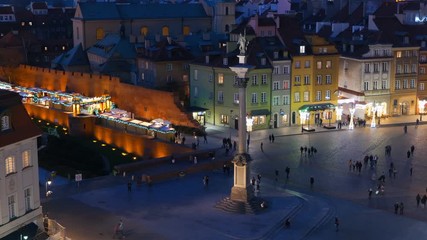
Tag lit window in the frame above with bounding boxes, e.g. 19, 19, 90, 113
395, 80, 401, 90
218, 73, 224, 84
410, 79, 415, 89
304, 60, 310, 68
44, 46, 48, 51
162, 26, 169, 36
29, 22, 32, 26
283, 80, 289, 89
96, 28, 104, 40
233, 93, 239, 104
183, 26, 190, 36
396, 51, 402, 58
295, 61, 300, 68
325, 75, 332, 84
140, 27, 148, 36
21, 22, 25, 26
294, 76, 301, 85
317, 75, 322, 85
62, 46, 65, 50
22, 150, 31, 168
316, 91, 321, 101
303, 91, 309, 101
326, 60, 332, 69
420, 83, 425, 91
317, 61, 322, 69
5, 156, 15, 175
304, 75, 310, 85
300, 45, 305, 54
194, 86, 198, 98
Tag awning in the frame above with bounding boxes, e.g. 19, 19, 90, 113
250, 109, 270, 116
186, 106, 208, 112
299, 103, 335, 112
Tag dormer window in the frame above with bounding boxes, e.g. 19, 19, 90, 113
300, 45, 305, 54
274, 51, 279, 59
223, 57, 228, 66
1, 115, 10, 131
261, 58, 266, 65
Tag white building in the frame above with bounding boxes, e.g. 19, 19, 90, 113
0, 90, 43, 238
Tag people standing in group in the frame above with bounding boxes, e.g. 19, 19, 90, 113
271, 134, 275, 143
399, 202, 404, 215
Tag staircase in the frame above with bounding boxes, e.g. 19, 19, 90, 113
215, 196, 266, 214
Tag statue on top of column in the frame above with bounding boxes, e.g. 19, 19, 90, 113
237, 29, 249, 56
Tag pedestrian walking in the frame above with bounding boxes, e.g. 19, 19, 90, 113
203, 175, 209, 187
203, 134, 208, 143
410, 167, 413, 176
411, 145, 415, 155
422, 195, 427, 208
394, 202, 399, 214
260, 142, 264, 152
285, 166, 290, 179
334, 217, 339, 232
407, 150, 411, 159
416, 194, 421, 207
310, 176, 314, 189
127, 181, 132, 192
269, 134, 272, 143
300, 146, 303, 155
399, 202, 404, 215
271, 134, 275, 143
368, 188, 373, 199
275, 169, 279, 181
193, 156, 198, 164
113, 219, 124, 239
404, 125, 407, 133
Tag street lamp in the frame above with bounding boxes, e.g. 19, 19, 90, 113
45, 180, 52, 197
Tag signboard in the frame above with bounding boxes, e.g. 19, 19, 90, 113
75, 173, 82, 182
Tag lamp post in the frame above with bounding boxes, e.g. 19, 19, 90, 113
45, 180, 52, 197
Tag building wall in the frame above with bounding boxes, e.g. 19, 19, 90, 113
0, 137, 43, 238
189, 64, 215, 125
290, 55, 314, 125
271, 59, 291, 128
2, 65, 198, 128
418, 49, 427, 115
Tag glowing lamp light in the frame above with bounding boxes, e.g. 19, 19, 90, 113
93, 140, 97, 143
63, 128, 67, 131
112, 148, 116, 151
38, 120, 41, 123
121, 152, 127, 156
133, 157, 137, 160
101, 144, 106, 147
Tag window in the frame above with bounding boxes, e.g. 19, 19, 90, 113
325, 60, 332, 69
218, 73, 224, 84
404, 64, 409, 73
382, 80, 387, 89
403, 79, 408, 89
96, 28, 104, 40
316, 75, 322, 85
405, 50, 411, 57
273, 81, 280, 90
1, 115, 10, 131
217, 91, 224, 103
294, 92, 300, 102
364, 63, 370, 73
234, 76, 238, 86
253, 116, 266, 125
395, 80, 401, 90
167, 64, 173, 71
373, 81, 378, 90
223, 58, 228, 66
162, 26, 169, 36
413, 50, 418, 57
283, 95, 289, 105
272, 96, 280, 106
252, 75, 258, 85
294, 76, 301, 85
261, 92, 267, 103
396, 51, 402, 58
273, 66, 279, 74
295, 61, 300, 68
304, 75, 310, 85
261, 74, 267, 85
283, 66, 290, 74
233, 93, 239, 104
364, 81, 369, 91
374, 49, 380, 56
251, 93, 257, 103
304, 60, 310, 68
208, 74, 213, 82
420, 83, 425, 91
325, 75, 332, 84
220, 114, 229, 124
396, 65, 402, 74
194, 70, 198, 80
410, 79, 415, 89
22, 150, 31, 168
303, 91, 309, 102
325, 90, 331, 100
283, 80, 290, 89
382, 62, 389, 72
316, 91, 321, 101
24, 188, 32, 211
316, 61, 322, 69
183, 26, 190, 36
300, 45, 305, 54
421, 55, 427, 63
412, 64, 417, 73
373, 63, 379, 73
8, 195, 16, 219
421, 67, 426, 74
5, 156, 15, 175
140, 26, 148, 36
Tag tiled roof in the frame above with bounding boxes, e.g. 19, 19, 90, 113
31, 2, 48, 10
77, 2, 208, 20
138, 37, 194, 62
0, 5, 14, 14
88, 33, 136, 60
0, 90, 42, 148
277, 14, 312, 56
52, 43, 89, 67
258, 17, 276, 27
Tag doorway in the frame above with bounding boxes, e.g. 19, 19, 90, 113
274, 114, 278, 128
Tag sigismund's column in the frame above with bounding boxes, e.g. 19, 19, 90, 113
228, 32, 254, 202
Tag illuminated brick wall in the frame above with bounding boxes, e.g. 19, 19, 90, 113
5, 65, 199, 128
